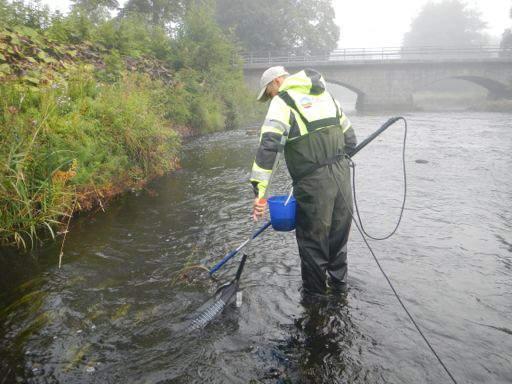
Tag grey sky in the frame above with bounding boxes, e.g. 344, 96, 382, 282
42, 0, 511, 48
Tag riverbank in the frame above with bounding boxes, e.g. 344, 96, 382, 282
476, 99, 512, 112
414, 91, 512, 112
0, 20, 256, 250
0, 55, 181, 249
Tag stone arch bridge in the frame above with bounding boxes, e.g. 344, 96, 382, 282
242, 47, 512, 111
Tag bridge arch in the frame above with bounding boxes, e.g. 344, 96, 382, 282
413, 75, 512, 103
325, 79, 364, 96
324, 79, 365, 111
414, 76, 512, 99
453, 76, 512, 99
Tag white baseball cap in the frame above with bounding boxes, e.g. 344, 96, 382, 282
256, 66, 289, 102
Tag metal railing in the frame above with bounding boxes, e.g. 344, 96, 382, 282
241, 45, 512, 65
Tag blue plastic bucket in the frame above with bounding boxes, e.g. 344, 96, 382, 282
268, 195, 296, 232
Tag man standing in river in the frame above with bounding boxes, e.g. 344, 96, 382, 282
250, 66, 357, 296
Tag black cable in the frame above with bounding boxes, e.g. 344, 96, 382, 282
329, 117, 459, 384
349, 208, 459, 384
350, 117, 407, 240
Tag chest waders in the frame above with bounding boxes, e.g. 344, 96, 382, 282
278, 91, 353, 296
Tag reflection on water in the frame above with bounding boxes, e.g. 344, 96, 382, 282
1, 112, 512, 383
285, 295, 372, 383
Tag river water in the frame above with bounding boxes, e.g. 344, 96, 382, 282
1, 111, 511, 384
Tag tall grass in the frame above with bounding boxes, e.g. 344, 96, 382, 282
0, 68, 180, 249
1, 84, 69, 249
0, 14, 258, 250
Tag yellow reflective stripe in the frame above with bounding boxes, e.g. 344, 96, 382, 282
256, 181, 268, 198
250, 163, 271, 199
250, 169, 271, 182
260, 119, 288, 139
335, 100, 350, 132
264, 119, 289, 133
261, 126, 284, 137
341, 113, 352, 132
342, 121, 352, 133
250, 163, 272, 181
291, 109, 308, 136
251, 162, 272, 174
266, 96, 291, 130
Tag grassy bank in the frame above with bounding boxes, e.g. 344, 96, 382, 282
0, 4, 257, 250
1, 69, 181, 246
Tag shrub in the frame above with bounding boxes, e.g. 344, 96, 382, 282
0, 1, 258, 249
0, 69, 180, 249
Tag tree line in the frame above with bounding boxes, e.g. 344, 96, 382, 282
0, 0, 339, 54
403, 0, 512, 50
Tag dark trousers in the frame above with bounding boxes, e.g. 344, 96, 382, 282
294, 161, 352, 295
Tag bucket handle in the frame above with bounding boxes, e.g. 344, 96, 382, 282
284, 186, 294, 206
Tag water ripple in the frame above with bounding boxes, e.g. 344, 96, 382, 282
1, 112, 512, 383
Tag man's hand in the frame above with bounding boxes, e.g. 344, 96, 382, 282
252, 198, 267, 221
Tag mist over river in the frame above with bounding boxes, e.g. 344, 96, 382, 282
1, 111, 511, 383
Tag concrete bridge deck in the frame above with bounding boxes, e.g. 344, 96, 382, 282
242, 46, 512, 111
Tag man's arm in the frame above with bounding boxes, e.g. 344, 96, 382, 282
344, 126, 357, 157
334, 100, 357, 157
250, 97, 290, 199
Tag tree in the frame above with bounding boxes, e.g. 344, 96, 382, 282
403, 0, 487, 47
172, 4, 233, 72
501, 3, 512, 49
169, 4, 250, 131
71, 0, 119, 24
122, 0, 188, 26
284, 0, 339, 54
215, 0, 339, 54
0, 0, 52, 29
72, 0, 119, 11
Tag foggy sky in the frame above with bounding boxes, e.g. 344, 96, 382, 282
335, 0, 510, 47
42, 0, 511, 48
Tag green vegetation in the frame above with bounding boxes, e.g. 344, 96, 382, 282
215, 0, 339, 54
0, 0, 257, 250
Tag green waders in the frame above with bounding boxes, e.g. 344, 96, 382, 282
294, 161, 352, 295
283, 117, 353, 295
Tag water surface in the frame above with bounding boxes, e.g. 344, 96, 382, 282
1, 112, 511, 383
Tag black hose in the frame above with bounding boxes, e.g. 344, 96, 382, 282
331, 117, 459, 384
350, 116, 407, 240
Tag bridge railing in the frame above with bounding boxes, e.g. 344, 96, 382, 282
241, 45, 512, 65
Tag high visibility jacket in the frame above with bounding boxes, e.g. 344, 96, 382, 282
250, 69, 357, 198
